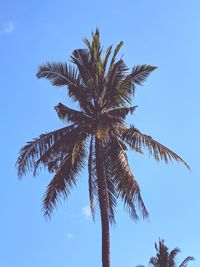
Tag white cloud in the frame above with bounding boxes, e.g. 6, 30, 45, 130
0, 21, 14, 34
82, 206, 92, 220
66, 233, 73, 239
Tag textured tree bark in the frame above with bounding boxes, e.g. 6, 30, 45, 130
95, 137, 110, 267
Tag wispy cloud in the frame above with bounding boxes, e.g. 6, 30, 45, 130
82, 206, 92, 220
0, 21, 14, 34
66, 233, 73, 239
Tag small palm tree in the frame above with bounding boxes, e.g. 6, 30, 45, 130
16, 29, 189, 267
137, 239, 194, 267
148, 239, 194, 267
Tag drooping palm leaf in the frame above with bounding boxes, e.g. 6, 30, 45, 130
33, 125, 89, 176
88, 136, 97, 219
16, 124, 77, 178
116, 147, 148, 219
121, 126, 190, 168
102, 143, 117, 224
43, 140, 87, 217
108, 136, 148, 219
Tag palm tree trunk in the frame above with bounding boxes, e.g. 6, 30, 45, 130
95, 137, 110, 267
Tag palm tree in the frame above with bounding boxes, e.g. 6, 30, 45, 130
16, 29, 189, 267
148, 239, 194, 267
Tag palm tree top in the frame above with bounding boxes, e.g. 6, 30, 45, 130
136, 239, 194, 267
149, 239, 194, 267
16, 29, 190, 220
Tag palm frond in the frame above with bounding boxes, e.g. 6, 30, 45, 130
102, 59, 129, 108
33, 125, 89, 176
36, 62, 94, 114
83, 28, 102, 69
32, 135, 70, 176
54, 102, 91, 124
179, 257, 194, 267
130, 65, 157, 87
116, 148, 148, 219
91, 28, 102, 61
107, 106, 137, 119
43, 141, 87, 218
16, 124, 77, 178
36, 62, 77, 87
103, 143, 117, 224
95, 112, 124, 141
88, 136, 97, 219
110, 41, 124, 67
149, 257, 158, 267
71, 49, 94, 90
121, 126, 190, 169
102, 45, 113, 73
109, 137, 148, 219
169, 247, 181, 267
150, 240, 194, 267
154, 239, 170, 267
95, 138, 117, 225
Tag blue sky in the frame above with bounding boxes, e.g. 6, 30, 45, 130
1, 0, 200, 266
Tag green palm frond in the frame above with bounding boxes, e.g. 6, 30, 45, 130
16, 125, 77, 178
109, 41, 124, 67
43, 141, 87, 218
83, 29, 102, 74
179, 257, 194, 267
54, 102, 91, 124
121, 126, 190, 169
102, 45, 113, 73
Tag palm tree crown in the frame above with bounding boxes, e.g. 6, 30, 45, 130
149, 239, 194, 267
16, 29, 190, 267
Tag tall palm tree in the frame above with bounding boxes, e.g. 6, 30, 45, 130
16, 29, 189, 267
148, 239, 194, 267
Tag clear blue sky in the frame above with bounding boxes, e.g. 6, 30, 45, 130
1, 1, 199, 266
